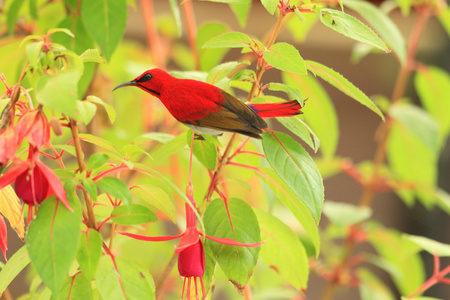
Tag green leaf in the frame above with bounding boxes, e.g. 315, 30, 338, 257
6, 0, 26, 35
202, 32, 252, 49
261, 0, 278, 15
80, 49, 105, 63
397, 0, 413, 16
111, 204, 157, 225
82, 178, 98, 200
277, 116, 320, 152
77, 229, 102, 281
78, 133, 126, 164
47, 28, 75, 38
138, 132, 175, 144
437, 7, 450, 38
86, 95, 116, 124
81, 0, 127, 61
254, 209, 309, 290
344, 0, 405, 64
262, 131, 324, 221
323, 201, 372, 226
131, 184, 176, 223
257, 167, 320, 255
150, 133, 187, 162
306, 60, 384, 120
26, 197, 81, 294
197, 23, 230, 71
206, 61, 249, 84
415, 66, 450, 144
229, 1, 252, 27
53, 16, 94, 55
403, 234, 450, 257
0, 246, 30, 294
186, 130, 217, 170
283, 73, 338, 158
96, 256, 155, 300
86, 153, 110, 171
36, 71, 79, 117
389, 103, 439, 152
26, 41, 43, 71
358, 268, 396, 300
97, 177, 132, 206
263, 42, 307, 74
76, 100, 97, 125
57, 273, 93, 300
204, 198, 261, 290
267, 82, 303, 102
369, 227, 424, 296
121, 144, 152, 161
287, 10, 319, 43
319, 8, 389, 53
199, 0, 251, 2
387, 115, 437, 208
168, 0, 182, 37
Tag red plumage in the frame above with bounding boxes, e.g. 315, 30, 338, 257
114, 68, 303, 139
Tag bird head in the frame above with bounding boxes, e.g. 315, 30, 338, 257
113, 69, 170, 97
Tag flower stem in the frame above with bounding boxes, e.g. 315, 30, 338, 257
69, 118, 97, 229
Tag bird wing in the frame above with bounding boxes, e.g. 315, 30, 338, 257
185, 91, 268, 139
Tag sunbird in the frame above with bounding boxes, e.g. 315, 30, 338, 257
113, 69, 302, 139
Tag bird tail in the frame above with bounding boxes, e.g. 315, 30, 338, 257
248, 100, 303, 118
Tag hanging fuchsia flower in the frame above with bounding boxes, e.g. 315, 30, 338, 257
120, 201, 262, 299
0, 156, 72, 211
177, 228, 205, 278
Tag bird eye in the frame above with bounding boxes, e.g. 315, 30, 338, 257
138, 73, 152, 83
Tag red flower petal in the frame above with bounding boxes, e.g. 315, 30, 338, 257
175, 227, 200, 254
35, 160, 72, 211
0, 215, 7, 260
117, 231, 184, 242
178, 240, 205, 277
15, 164, 49, 205
0, 127, 18, 166
0, 161, 29, 190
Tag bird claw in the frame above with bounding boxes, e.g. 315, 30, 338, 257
194, 133, 205, 140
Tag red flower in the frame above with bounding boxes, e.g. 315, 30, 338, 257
120, 203, 262, 299
0, 158, 72, 211
0, 215, 7, 260
15, 109, 50, 149
178, 239, 205, 278
0, 127, 18, 167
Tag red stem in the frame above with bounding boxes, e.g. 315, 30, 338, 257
140, 0, 165, 68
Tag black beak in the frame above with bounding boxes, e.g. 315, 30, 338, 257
113, 80, 137, 91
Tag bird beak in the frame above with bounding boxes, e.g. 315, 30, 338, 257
113, 80, 137, 91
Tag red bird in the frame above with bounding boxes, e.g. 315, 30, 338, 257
113, 69, 302, 139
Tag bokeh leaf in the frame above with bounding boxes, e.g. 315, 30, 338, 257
81, 0, 127, 61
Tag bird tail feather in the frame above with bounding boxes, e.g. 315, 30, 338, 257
249, 100, 303, 118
